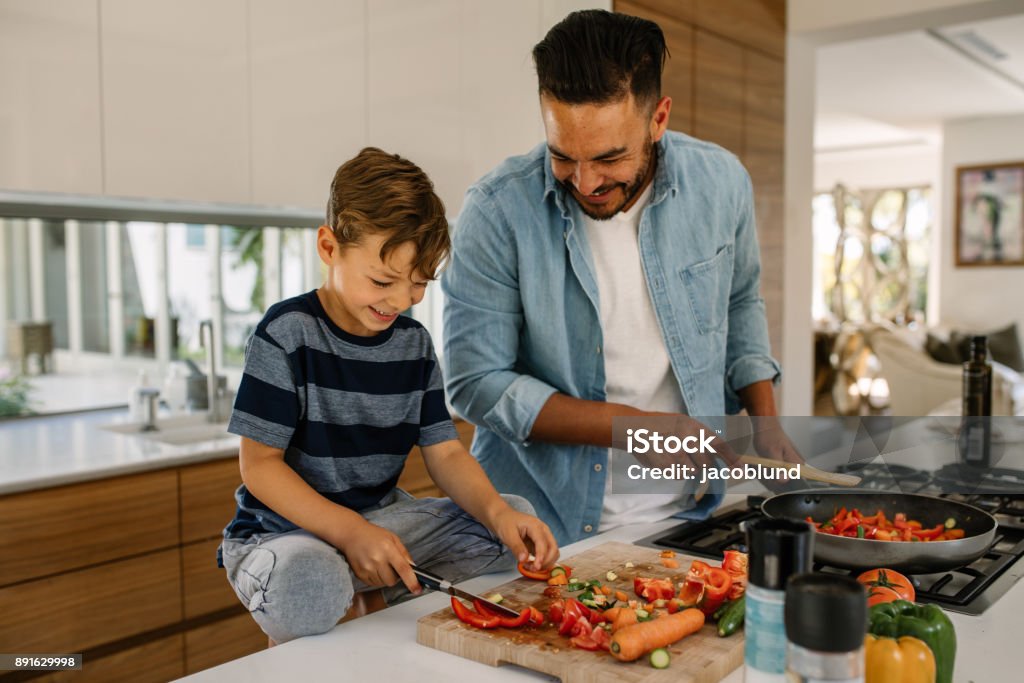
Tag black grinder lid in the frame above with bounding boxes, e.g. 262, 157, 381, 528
785, 573, 867, 653
745, 517, 814, 590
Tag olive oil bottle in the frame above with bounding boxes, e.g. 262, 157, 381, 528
960, 335, 992, 467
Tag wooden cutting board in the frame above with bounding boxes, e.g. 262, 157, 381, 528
417, 541, 744, 683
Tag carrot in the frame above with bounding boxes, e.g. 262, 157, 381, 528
615, 590, 629, 603
611, 606, 639, 633
660, 558, 680, 569
600, 585, 613, 596
609, 608, 705, 661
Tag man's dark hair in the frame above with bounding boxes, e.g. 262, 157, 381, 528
532, 10, 668, 109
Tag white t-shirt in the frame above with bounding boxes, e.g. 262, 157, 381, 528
581, 184, 690, 532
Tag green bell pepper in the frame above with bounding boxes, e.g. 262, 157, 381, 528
868, 600, 956, 683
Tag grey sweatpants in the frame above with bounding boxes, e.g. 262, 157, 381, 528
219, 489, 533, 643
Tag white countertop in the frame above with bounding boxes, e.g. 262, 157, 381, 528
0, 409, 239, 495
174, 494, 1016, 683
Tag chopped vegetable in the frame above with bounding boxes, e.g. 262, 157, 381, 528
634, 577, 675, 601
606, 571, 619, 581
610, 608, 705, 662
649, 647, 671, 669
660, 558, 680, 569
659, 550, 676, 559
487, 593, 503, 603
474, 599, 531, 628
810, 508, 965, 542
451, 597, 500, 629
517, 561, 552, 581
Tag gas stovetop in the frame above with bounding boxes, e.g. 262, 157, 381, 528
636, 464, 1024, 615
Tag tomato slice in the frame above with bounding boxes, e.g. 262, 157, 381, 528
548, 599, 565, 624
590, 625, 612, 651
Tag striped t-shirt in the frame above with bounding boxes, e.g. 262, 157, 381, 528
222, 289, 458, 541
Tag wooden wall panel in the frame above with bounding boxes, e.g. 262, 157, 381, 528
180, 457, 241, 543
37, 635, 184, 683
695, 0, 785, 59
0, 549, 183, 652
694, 30, 744, 156
617, 0, 694, 134
0, 469, 179, 586
744, 50, 785, 360
184, 612, 267, 675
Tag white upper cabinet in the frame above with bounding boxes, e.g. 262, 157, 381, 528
367, 0, 465, 215
100, 0, 250, 203
0, 0, 104, 194
249, 0, 366, 212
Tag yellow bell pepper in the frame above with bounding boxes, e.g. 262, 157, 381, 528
865, 634, 936, 683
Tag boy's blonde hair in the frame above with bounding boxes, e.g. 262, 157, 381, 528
326, 147, 450, 279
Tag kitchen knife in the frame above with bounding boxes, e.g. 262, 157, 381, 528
411, 565, 522, 619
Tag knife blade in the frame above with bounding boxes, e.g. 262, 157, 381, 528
411, 566, 521, 619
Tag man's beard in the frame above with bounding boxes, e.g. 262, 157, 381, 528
563, 138, 656, 221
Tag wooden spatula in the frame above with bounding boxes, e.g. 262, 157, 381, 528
694, 455, 861, 501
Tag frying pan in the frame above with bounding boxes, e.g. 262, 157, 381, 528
760, 489, 997, 574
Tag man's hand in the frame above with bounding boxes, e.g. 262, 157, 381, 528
751, 417, 804, 465
488, 506, 559, 572
334, 518, 422, 594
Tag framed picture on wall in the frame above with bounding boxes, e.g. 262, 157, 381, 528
955, 161, 1024, 266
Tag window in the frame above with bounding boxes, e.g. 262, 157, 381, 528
1, 206, 318, 417
812, 186, 931, 325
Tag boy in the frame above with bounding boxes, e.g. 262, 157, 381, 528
219, 147, 557, 645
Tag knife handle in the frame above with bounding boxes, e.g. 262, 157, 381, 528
411, 567, 444, 591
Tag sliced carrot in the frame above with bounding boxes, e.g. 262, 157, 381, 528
610, 608, 705, 661
615, 590, 629, 603
659, 550, 676, 559
660, 558, 680, 569
611, 606, 639, 633
547, 573, 568, 586
600, 585, 613, 596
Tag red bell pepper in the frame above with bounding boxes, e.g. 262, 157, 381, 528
473, 600, 532, 628
451, 597, 500, 629
634, 577, 676, 601
517, 561, 551, 581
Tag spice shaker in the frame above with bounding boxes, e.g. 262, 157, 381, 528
785, 574, 867, 682
744, 518, 814, 683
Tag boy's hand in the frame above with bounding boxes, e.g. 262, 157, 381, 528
490, 507, 559, 572
335, 519, 422, 595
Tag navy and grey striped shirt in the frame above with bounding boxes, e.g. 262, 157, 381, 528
223, 289, 458, 541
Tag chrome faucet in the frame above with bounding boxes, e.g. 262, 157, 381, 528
199, 320, 221, 423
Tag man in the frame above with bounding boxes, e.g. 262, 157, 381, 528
442, 10, 798, 545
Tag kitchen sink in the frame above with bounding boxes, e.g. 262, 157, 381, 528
102, 412, 232, 446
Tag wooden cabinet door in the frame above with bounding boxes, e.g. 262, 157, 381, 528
0, 548, 183, 653
0, 469, 179, 586
180, 457, 242, 544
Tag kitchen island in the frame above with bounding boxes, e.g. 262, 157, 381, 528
175, 493, 1015, 683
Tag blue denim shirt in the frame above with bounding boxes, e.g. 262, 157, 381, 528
441, 131, 781, 545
